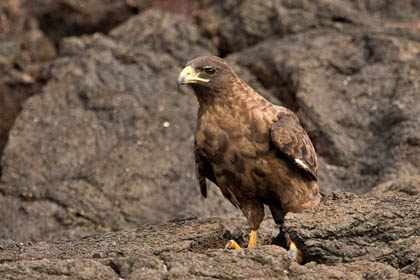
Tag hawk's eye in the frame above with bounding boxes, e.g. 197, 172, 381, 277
203, 67, 216, 75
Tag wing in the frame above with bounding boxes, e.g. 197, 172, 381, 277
194, 140, 217, 198
270, 112, 318, 180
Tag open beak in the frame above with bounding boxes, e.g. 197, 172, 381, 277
177, 65, 209, 90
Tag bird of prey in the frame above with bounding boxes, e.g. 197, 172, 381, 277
177, 56, 321, 261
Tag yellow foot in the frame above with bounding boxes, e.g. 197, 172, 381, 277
225, 229, 258, 249
288, 241, 303, 264
225, 239, 241, 249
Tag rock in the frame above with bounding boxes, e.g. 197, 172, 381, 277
0, 218, 226, 261
288, 261, 418, 280
0, 0, 140, 164
185, 0, 420, 56
23, 0, 135, 43
108, 8, 215, 69
285, 192, 420, 277
0, 0, 137, 166
227, 27, 420, 194
0, 1, 56, 166
368, 176, 420, 197
0, 210, 417, 279
352, 0, 420, 22
127, 0, 200, 17
191, 0, 363, 54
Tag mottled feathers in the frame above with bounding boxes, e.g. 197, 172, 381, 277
270, 113, 318, 180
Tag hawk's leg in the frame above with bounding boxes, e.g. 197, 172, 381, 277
269, 205, 303, 263
225, 202, 264, 249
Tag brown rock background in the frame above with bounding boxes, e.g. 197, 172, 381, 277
0, 0, 419, 278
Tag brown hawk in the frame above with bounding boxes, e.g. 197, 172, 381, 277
177, 56, 321, 261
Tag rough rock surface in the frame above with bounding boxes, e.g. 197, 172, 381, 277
285, 192, 420, 277
0, 0, 56, 162
21, 0, 135, 44
368, 176, 420, 197
157, 0, 420, 55
0, 0, 135, 164
0, 193, 418, 279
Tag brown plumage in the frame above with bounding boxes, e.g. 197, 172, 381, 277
177, 56, 321, 249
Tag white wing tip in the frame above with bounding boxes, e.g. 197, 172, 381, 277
295, 158, 309, 170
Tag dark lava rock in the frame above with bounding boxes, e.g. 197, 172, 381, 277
285, 192, 420, 277
22, 0, 136, 44
368, 176, 420, 197
288, 261, 417, 280
191, 0, 364, 54
0, 194, 418, 279
0, 1, 56, 163
187, 0, 420, 55
0, 0, 136, 167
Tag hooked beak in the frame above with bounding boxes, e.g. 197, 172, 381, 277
177, 65, 209, 90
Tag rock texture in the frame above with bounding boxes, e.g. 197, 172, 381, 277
0, 0, 135, 164
368, 176, 420, 197
0, 0, 56, 162
285, 192, 420, 277
0, 193, 418, 279
21, 0, 135, 44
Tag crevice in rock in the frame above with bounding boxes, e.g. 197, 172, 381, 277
0, 79, 48, 171
304, 129, 342, 167
194, 17, 231, 58
362, 35, 379, 63
330, 16, 353, 24
35, 2, 138, 47
106, 260, 122, 278
158, 255, 170, 278
188, 227, 227, 254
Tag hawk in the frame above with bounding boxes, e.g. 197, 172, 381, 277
177, 56, 321, 261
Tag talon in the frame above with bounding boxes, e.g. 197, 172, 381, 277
288, 241, 303, 264
225, 239, 241, 249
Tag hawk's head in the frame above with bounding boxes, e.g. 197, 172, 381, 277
177, 56, 236, 98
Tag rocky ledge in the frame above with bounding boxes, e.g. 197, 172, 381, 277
0, 192, 418, 279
